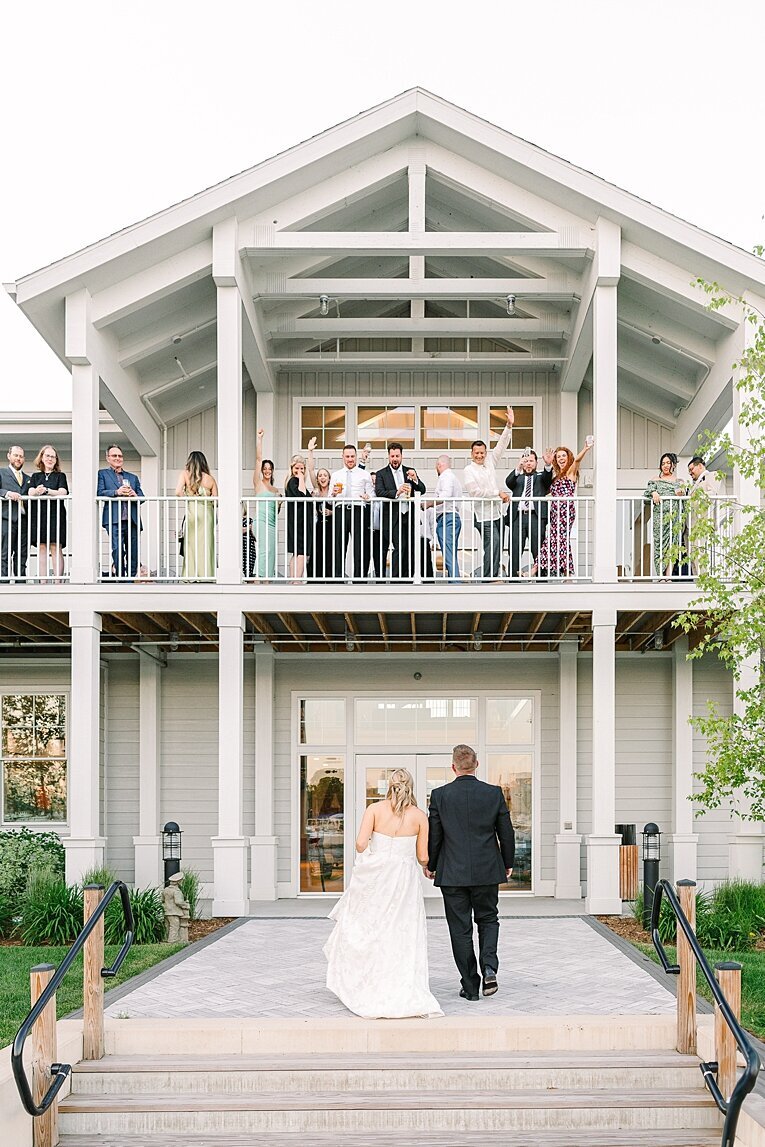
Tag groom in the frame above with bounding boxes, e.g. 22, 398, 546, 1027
426, 743, 515, 1000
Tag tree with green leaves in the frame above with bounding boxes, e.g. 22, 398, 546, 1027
677, 256, 765, 817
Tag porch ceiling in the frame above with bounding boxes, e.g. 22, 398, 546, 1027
0, 610, 693, 656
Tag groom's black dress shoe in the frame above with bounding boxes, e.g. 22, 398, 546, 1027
482, 972, 498, 996
459, 988, 480, 1001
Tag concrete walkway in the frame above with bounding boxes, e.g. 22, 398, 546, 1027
105, 917, 675, 1020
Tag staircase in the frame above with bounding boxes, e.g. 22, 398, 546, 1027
55, 1018, 723, 1147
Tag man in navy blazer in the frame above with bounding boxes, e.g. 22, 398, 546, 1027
374, 443, 430, 579
97, 445, 145, 578
0, 445, 34, 579
505, 447, 554, 577
427, 743, 515, 1001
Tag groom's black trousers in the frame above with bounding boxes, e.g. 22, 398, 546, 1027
440, 883, 499, 995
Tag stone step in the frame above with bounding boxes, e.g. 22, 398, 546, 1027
57, 1087, 721, 1134
58, 1132, 725, 1147
71, 1051, 704, 1094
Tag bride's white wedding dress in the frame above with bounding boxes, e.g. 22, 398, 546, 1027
324, 830, 443, 1018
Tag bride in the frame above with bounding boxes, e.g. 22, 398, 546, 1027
324, 768, 443, 1018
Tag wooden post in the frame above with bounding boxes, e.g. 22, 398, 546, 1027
676, 879, 697, 1055
715, 962, 742, 1103
30, 963, 58, 1147
83, 884, 105, 1061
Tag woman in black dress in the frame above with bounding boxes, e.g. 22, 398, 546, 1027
29, 445, 69, 582
307, 438, 334, 580
284, 455, 312, 581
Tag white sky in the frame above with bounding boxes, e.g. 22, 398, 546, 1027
2, 0, 763, 412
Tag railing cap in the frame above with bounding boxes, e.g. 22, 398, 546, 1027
676, 879, 697, 887
30, 963, 56, 973
715, 961, 743, 972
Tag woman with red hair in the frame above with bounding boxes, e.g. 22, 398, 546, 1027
534, 438, 593, 578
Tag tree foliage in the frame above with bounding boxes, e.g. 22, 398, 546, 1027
676, 259, 765, 816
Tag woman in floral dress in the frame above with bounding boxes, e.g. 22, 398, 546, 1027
534, 438, 593, 578
643, 452, 684, 579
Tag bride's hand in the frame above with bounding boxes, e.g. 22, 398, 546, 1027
424, 867, 435, 879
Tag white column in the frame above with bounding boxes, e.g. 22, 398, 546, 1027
669, 636, 698, 882
214, 219, 244, 585
555, 640, 582, 898
728, 654, 764, 879
586, 609, 621, 913
256, 392, 275, 456
592, 218, 620, 583
212, 610, 249, 914
139, 454, 160, 578
70, 363, 100, 584
559, 391, 578, 452
65, 611, 105, 881
408, 159, 426, 354
250, 644, 278, 900
133, 654, 162, 888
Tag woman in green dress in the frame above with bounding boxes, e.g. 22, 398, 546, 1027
643, 452, 684, 579
175, 451, 217, 580
253, 428, 280, 578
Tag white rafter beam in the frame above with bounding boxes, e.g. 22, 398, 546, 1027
267, 352, 566, 367
621, 242, 740, 330
118, 304, 216, 368
673, 326, 741, 454
267, 317, 567, 339
91, 241, 213, 329
617, 345, 697, 401
256, 277, 578, 302
242, 231, 593, 259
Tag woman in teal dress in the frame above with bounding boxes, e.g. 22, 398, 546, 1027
643, 452, 684, 579
175, 451, 217, 580
253, 428, 280, 578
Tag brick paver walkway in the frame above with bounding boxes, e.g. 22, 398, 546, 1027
106, 918, 674, 1019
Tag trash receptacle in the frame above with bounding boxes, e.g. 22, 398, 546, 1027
615, 823, 638, 901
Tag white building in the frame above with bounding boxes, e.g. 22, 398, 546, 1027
2, 88, 763, 915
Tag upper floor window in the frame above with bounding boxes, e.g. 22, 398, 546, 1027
2, 694, 67, 823
357, 406, 416, 449
300, 405, 346, 451
490, 404, 534, 450
420, 406, 479, 450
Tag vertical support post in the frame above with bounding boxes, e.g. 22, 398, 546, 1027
408, 155, 426, 354
714, 962, 742, 1103
250, 643, 278, 900
728, 654, 763, 879
676, 879, 697, 1055
212, 610, 249, 914
139, 454, 160, 578
214, 218, 244, 585
30, 964, 57, 1147
82, 885, 105, 1061
65, 611, 105, 883
133, 654, 162, 888
592, 218, 620, 584
669, 636, 698, 882
69, 355, 99, 584
586, 609, 621, 913
555, 639, 582, 898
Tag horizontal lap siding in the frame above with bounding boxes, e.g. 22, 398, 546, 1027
104, 659, 139, 882
577, 661, 592, 886
693, 655, 734, 884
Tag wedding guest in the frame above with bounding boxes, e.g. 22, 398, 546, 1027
685, 455, 721, 575
505, 447, 553, 578
643, 452, 684, 579
29, 445, 68, 582
462, 406, 514, 578
307, 439, 334, 580
97, 445, 144, 579
329, 444, 374, 580
429, 454, 462, 581
175, 451, 217, 581
252, 429, 280, 578
242, 504, 256, 577
285, 454, 312, 581
375, 443, 426, 580
535, 438, 593, 579
0, 445, 35, 580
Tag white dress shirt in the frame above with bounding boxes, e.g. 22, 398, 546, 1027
329, 465, 374, 501
462, 423, 512, 521
433, 468, 463, 517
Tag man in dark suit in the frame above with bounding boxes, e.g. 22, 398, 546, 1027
0, 445, 34, 579
374, 443, 431, 579
427, 743, 515, 1001
97, 444, 145, 578
505, 447, 554, 578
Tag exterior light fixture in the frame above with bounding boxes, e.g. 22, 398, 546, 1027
641, 822, 661, 930
652, 631, 664, 651
651, 335, 661, 345
162, 821, 183, 885
319, 295, 330, 317
505, 294, 517, 316
473, 631, 483, 651
345, 627, 354, 652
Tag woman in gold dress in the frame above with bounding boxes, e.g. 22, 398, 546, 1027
175, 451, 217, 580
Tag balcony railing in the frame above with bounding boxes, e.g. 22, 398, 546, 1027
0, 495, 71, 583
616, 495, 737, 582
96, 496, 216, 582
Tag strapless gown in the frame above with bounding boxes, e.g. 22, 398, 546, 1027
324, 831, 443, 1018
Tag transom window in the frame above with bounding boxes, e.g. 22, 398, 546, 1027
420, 406, 479, 450
357, 406, 416, 449
300, 405, 346, 451
1, 694, 67, 823
490, 404, 533, 450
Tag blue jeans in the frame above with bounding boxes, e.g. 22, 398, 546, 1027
108, 521, 140, 578
436, 512, 461, 580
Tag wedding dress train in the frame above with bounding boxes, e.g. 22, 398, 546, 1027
324, 831, 443, 1018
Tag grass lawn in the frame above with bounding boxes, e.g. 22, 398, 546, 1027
637, 942, 765, 1040
0, 942, 184, 1050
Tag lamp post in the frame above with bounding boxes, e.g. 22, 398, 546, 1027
642, 822, 661, 931
162, 821, 183, 885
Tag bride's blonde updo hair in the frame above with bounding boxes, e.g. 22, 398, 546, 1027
386, 768, 417, 816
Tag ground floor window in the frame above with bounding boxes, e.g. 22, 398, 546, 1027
1, 693, 67, 823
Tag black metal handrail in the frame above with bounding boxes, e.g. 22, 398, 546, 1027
651, 878, 760, 1147
11, 880, 134, 1117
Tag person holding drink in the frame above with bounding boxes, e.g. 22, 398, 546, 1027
329, 444, 374, 580
374, 442, 427, 580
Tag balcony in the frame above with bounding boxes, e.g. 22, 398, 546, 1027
0, 494, 737, 587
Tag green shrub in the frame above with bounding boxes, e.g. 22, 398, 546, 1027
632, 886, 711, 944
81, 865, 118, 890
695, 880, 765, 952
0, 893, 15, 938
0, 829, 64, 911
20, 864, 83, 946
178, 868, 201, 920
104, 887, 165, 946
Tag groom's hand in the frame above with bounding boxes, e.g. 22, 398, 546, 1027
424, 868, 435, 880
506, 868, 513, 879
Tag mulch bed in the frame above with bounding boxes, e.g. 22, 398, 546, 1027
188, 917, 235, 942
596, 914, 652, 944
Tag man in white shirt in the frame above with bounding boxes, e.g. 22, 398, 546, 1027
330, 444, 374, 579
463, 406, 514, 578
431, 454, 463, 581
686, 455, 720, 575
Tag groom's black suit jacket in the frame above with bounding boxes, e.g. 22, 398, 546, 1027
427, 774, 515, 887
